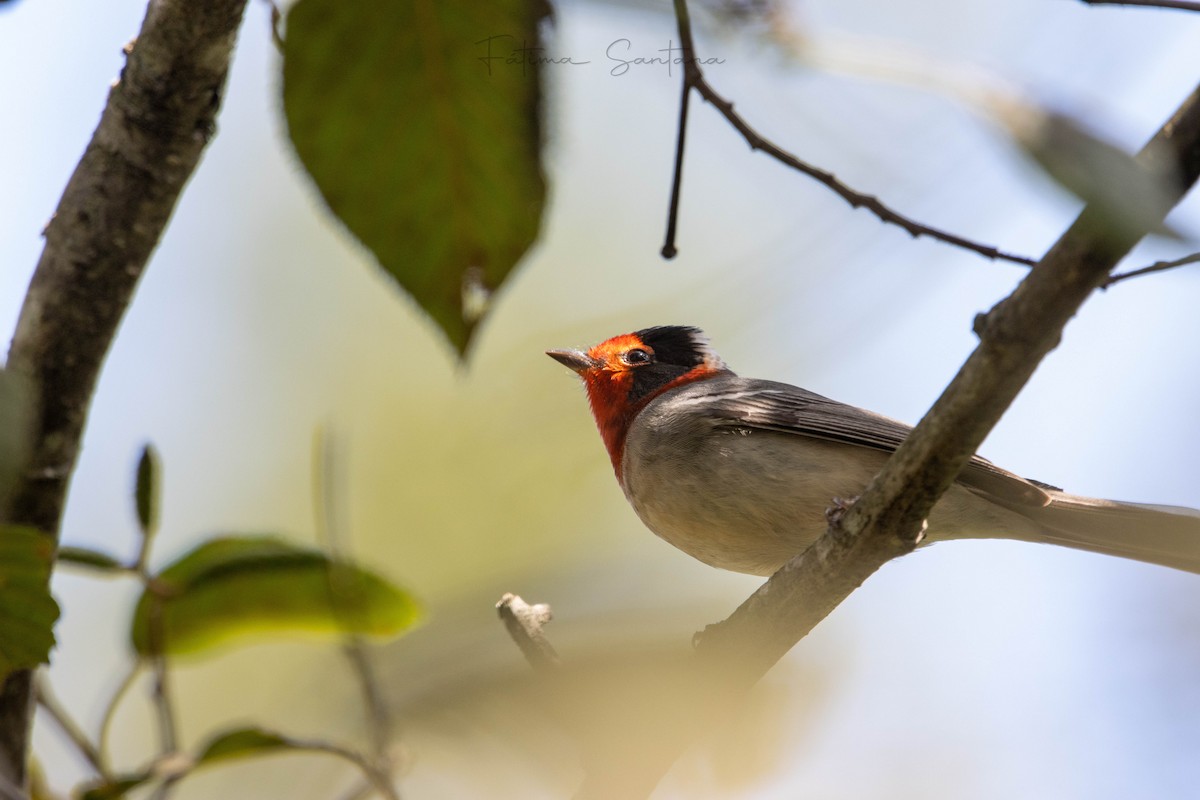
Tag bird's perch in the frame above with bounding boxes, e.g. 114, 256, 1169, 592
573, 81, 1200, 799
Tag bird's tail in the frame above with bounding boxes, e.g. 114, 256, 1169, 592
1022, 493, 1200, 574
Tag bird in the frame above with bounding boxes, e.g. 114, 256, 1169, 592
547, 325, 1200, 576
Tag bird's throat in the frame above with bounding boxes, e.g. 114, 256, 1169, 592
585, 365, 727, 483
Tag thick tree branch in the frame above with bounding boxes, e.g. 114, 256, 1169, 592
579, 80, 1200, 799
0, 0, 249, 786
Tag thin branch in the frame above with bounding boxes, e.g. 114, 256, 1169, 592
578, 79, 1200, 800
313, 428, 401, 800
278, 735, 398, 798
259, 0, 285, 52
149, 657, 178, 758
339, 639, 399, 800
128, 733, 394, 800
335, 782, 374, 800
1103, 251, 1200, 288
665, 0, 1037, 267
0, 0, 250, 785
661, 6, 695, 259
144, 591, 180, 800
147, 765, 184, 800
496, 594, 561, 672
1080, 0, 1200, 11
97, 662, 144, 772
32, 673, 108, 780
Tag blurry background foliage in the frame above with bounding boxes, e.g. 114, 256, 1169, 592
2, 0, 1200, 797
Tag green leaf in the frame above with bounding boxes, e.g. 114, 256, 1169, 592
57, 545, 127, 574
283, 0, 549, 355
135, 444, 160, 537
195, 726, 294, 765
131, 536, 422, 657
79, 774, 152, 800
0, 526, 60, 679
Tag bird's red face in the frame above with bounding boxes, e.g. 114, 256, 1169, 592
548, 326, 727, 479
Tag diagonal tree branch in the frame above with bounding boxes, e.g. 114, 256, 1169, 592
664, 0, 1038, 266
579, 78, 1200, 800
0, 0, 250, 787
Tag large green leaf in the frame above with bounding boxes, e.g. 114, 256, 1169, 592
283, 0, 549, 355
0, 526, 60, 679
130, 536, 422, 657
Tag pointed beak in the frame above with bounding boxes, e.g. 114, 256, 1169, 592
546, 348, 599, 374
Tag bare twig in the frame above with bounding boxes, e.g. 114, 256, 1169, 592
97, 662, 143, 772
665, 0, 1037, 267
33, 673, 108, 780
578, 79, 1200, 800
135, 733, 393, 800
496, 593, 561, 672
661, 7, 695, 259
1104, 251, 1200, 287
277, 735, 398, 798
259, 0, 285, 51
313, 428, 401, 800
0, 0, 250, 784
340, 638, 399, 799
145, 592, 180, 800
149, 656, 177, 757
335, 776, 378, 800
1081, 0, 1200, 11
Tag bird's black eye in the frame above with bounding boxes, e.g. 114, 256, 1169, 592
622, 348, 652, 366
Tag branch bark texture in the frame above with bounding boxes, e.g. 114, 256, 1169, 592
578, 81, 1200, 799
2, 0, 249, 785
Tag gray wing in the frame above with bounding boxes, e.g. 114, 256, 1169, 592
689, 377, 1052, 507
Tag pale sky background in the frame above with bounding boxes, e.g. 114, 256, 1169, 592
3, 0, 1200, 797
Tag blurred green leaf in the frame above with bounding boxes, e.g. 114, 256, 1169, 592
135, 443, 160, 538
196, 726, 294, 765
57, 545, 126, 574
0, 368, 35, 510
0, 525, 60, 679
283, 0, 549, 355
79, 774, 151, 800
130, 536, 422, 657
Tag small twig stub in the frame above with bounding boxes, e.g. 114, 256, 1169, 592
496, 593, 561, 671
